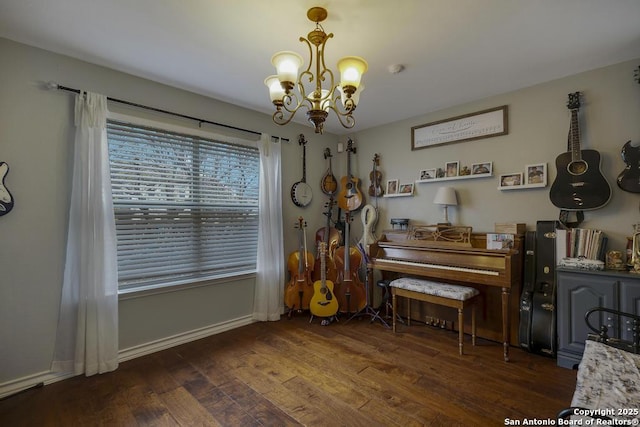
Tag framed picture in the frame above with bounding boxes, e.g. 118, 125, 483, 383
399, 183, 414, 194
499, 172, 523, 187
526, 163, 547, 186
411, 105, 508, 150
419, 168, 436, 180
471, 162, 492, 176
445, 161, 459, 177
386, 179, 399, 195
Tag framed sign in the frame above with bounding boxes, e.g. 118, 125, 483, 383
411, 105, 508, 150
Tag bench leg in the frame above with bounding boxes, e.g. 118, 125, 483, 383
458, 307, 464, 356
472, 304, 476, 346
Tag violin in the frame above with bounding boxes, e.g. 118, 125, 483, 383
368, 153, 384, 197
333, 211, 367, 314
285, 217, 315, 314
312, 197, 339, 284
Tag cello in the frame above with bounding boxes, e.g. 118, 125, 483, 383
284, 217, 315, 315
334, 211, 367, 314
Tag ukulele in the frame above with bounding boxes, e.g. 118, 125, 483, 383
0, 162, 14, 216
338, 139, 364, 211
549, 92, 611, 211
284, 217, 315, 314
310, 242, 339, 318
368, 153, 384, 197
334, 211, 367, 314
616, 66, 640, 193
320, 148, 338, 196
291, 134, 313, 207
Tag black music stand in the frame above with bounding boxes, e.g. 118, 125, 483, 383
345, 243, 390, 328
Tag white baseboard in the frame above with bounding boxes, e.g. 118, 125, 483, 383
118, 315, 254, 362
0, 315, 255, 400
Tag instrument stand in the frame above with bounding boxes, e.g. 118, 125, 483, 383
345, 245, 390, 328
309, 314, 339, 326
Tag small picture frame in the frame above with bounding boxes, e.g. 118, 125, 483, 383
499, 172, 523, 187
419, 168, 436, 180
471, 162, 492, 176
399, 183, 414, 194
445, 161, 459, 177
386, 179, 399, 195
526, 163, 547, 186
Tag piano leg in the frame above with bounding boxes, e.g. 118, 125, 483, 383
502, 287, 510, 362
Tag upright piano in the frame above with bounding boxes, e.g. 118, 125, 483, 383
368, 226, 523, 361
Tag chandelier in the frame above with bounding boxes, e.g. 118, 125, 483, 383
265, 6, 368, 134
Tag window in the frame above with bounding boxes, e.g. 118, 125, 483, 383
107, 119, 259, 292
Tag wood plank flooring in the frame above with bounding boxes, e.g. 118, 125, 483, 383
0, 313, 577, 426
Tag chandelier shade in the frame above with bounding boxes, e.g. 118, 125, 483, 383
265, 6, 368, 134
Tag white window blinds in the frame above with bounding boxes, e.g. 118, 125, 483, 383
107, 120, 259, 291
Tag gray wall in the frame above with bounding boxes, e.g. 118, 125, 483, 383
0, 38, 337, 394
2, 36, 639, 394
352, 59, 640, 252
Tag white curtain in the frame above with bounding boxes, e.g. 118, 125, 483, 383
253, 134, 284, 321
51, 91, 119, 376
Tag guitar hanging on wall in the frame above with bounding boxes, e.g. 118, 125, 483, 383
616, 66, 640, 193
0, 162, 14, 216
291, 134, 313, 207
549, 92, 611, 211
338, 139, 364, 212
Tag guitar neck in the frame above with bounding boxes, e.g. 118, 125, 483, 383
570, 109, 582, 161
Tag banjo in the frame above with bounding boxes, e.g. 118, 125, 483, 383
291, 134, 313, 207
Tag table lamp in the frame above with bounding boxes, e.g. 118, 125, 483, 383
433, 186, 458, 225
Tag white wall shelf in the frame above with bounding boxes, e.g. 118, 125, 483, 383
498, 182, 547, 191
416, 173, 492, 184
384, 192, 413, 198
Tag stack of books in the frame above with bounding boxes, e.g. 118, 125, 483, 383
556, 228, 607, 262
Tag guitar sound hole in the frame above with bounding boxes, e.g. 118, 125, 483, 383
568, 160, 588, 175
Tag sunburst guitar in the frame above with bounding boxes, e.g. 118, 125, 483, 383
310, 242, 339, 318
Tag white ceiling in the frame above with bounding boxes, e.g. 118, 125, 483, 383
1, 0, 640, 135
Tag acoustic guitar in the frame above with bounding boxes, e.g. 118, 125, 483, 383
549, 92, 611, 211
616, 66, 640, 193
338, 139, 364, 212
310, 242, 339, 318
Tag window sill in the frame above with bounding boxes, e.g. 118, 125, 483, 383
118, 271, 257, 301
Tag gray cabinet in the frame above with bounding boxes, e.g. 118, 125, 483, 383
556, 268, 640, 369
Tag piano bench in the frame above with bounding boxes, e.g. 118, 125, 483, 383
390, 277, 480, 355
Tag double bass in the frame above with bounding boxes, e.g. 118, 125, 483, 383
284, 217, 315, 314
334, 211, 367, 314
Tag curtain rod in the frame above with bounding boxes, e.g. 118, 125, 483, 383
46, 82, 290, 143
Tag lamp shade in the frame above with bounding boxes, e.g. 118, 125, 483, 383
433, 186, 458, 206
338, 56, 368, 90
271, 51, 303, 87
264, 75, 285, 105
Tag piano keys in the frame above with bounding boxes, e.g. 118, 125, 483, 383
368, 228, 524, 361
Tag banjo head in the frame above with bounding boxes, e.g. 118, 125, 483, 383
291, 181, 313, 207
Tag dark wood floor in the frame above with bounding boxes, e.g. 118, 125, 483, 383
1, 313, 576, 426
